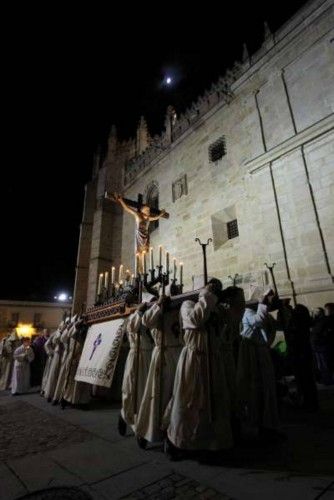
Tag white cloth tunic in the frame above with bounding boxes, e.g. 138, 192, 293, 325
43, 327, 63, 400
136, 304, 183, 443
11, 345, 35, 394
63, 321, 91, 405
237, 304, 279, 430
216, 304, 240, 413
52, 325, 72, 402
121, 310, 152, 427
41, 331, 57, 393
166, 289, 233, 451
0, 332, 20, 391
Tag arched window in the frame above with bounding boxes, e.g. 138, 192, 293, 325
146, 183, 159, 233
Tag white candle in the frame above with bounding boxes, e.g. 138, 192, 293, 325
135, 253, 139, 276
111, 266, 115, 284
97, 273, 103, 294
173, 258, 177, 280
125, 269, 131, 282
142, 251, 147, 274
131, 273, 135, 286
165, 251, 169, 274
119, 264, 123, 283
159, 245, 162, 267
150, 247, 154, 270
104, 271, 109, 288
179, 262, 183, 286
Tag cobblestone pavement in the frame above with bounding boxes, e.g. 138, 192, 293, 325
0, 390, 333, 500
122, 473, 233, 499
0, 400, 92, 460
16, 486, 93, 500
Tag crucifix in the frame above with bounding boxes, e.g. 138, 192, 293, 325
105, 192, 169, 273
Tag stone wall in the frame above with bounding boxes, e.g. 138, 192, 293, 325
76, 0, 334, 309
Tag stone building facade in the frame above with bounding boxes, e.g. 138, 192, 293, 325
0, 300, 72, 339
73, 0, 334, 312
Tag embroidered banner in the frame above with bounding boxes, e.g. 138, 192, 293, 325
75, 318, 124, 387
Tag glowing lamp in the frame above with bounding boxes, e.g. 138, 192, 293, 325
58, 293, 68, 301
16, 323, 36, 338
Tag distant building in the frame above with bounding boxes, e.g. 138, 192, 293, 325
0, 300, 72, 339
74, 0, 334, 311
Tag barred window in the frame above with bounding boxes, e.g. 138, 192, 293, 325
227, 219, 239, 239
209, 136, 226, 162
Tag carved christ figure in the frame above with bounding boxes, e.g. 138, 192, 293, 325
110, 193, 166, 255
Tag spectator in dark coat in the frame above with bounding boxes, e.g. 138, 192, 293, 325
289, 305, 318, 411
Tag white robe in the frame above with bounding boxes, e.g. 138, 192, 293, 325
0, 332, 20, 391
43, 327, 63, 400
166, 289, 233, 451
11, 345, 35, 394
63, 321, 91, 405
52, 325, 72, 402
216, 305, 240, 413
136, 304, 183, 443
41, 331, 57, 393
237, 304, 279, 430
121, 310, 152, 427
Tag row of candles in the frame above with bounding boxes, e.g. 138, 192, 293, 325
97, 246, 184, 295
97, 266, 132, 295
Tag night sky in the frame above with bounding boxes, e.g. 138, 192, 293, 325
2, 1, 308, 302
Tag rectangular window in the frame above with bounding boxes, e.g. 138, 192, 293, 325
11, 312, 19, 325
209, 136, 226, 162
227, 219, 239, 239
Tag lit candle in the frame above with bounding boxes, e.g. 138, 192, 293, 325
173, 258, 177, 280
150, 247, 154, 270
111, 266, 115, 284
131, 273, 135, 286
119, 264, 123, 283
104, 271, 109, 289
165, 251, 169, 274
159, 245, 162, 267
180, 262, 183, 286
135, 253, 139, 276
97, 273, 103, 294
142, 251, 147, 275
126, 269, 131, 282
